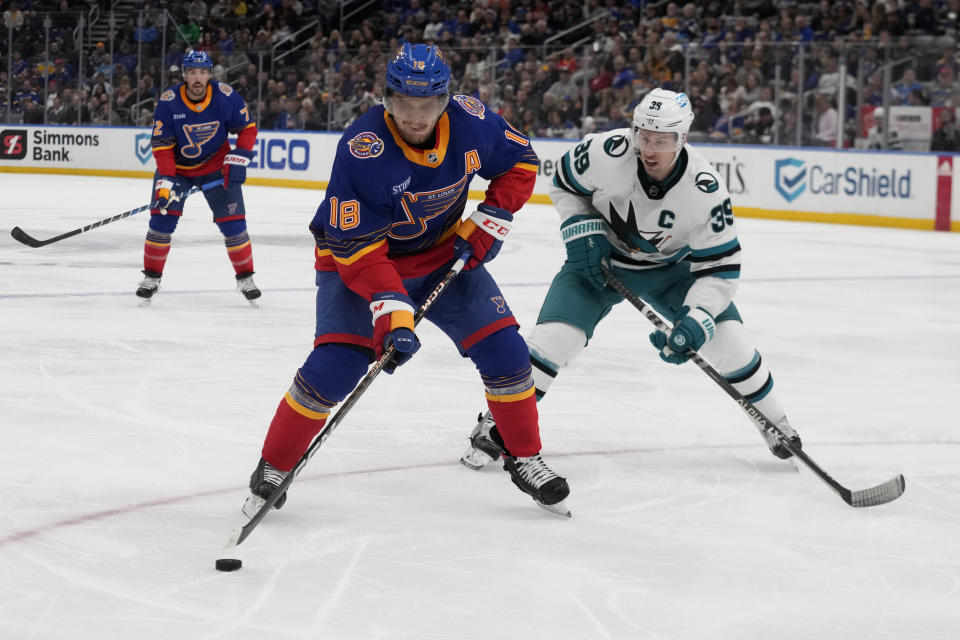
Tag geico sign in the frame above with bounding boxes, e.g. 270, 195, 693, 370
229, 137, 310, 171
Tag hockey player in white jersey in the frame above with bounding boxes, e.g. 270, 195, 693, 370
460, 88, 802, 470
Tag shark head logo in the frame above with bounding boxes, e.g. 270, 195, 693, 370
774, 157, 807, 202
608, 201, 666, 253
134, 133, 152, 164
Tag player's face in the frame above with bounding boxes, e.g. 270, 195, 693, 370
184, 68, 211, 100
634, 128, 679, 181
386, 93, 447, 145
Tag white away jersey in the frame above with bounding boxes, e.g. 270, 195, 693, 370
549, 128, 742, 317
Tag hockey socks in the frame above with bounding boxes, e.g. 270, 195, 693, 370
262, 345, 370, 470
483, 365, 541, 457
261, 392, 329, 471
143, 229, 172, 274
224, 231, 254, 275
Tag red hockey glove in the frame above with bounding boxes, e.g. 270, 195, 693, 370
454, 203, 513, 270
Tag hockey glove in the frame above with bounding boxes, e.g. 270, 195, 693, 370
152, 175, 188, 212
454, 203, 513, 270
371, 292, 421, 374
223, 148, 254, 189
649, 306, 717, 365
561, 214, 612, 289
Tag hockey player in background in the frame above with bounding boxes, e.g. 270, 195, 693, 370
461, 88, 803, 471
241, 43, 570, 518
137, 49, 261, 304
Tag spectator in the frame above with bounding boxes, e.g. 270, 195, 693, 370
907, 88, 928, 106
274, 97, 299, 129
929, 67, 957, 107
892, 67, 923, 105
931, 108, 960, 151
3, 2, 25, 30
775, 107, 800, 145
546, 68, 578, 102
187, 0, 209, 24
817, 56, 855, 98
745, 105, 775, 144
812, 92, 838, 146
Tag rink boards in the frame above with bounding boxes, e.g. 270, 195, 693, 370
0, 124, 957, 231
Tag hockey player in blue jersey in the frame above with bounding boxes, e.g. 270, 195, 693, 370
241, 43, 571, 518
460, 88, 803, 469
137, 49, 261, 304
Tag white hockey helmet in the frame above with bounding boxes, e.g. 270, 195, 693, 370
631, 88, 695, 158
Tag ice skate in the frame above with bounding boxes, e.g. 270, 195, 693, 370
758, 417, 802, 460
503, 453, 571, 517
460, 411, 504, 470
242, 457, 289, 519
135, 270, 162, 306
236, 271, 261, 306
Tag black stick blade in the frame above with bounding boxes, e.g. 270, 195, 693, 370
847, 474, 906, 507
10, 227, 43, 248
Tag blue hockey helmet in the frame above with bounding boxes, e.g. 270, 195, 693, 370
384, 43, 450, 98
182, 49, 213, 70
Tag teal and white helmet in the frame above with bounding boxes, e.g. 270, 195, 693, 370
631, 88, 695, 159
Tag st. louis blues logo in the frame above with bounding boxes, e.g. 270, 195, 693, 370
180, 121, 220, 158
453, 95, 485, 119
348, 132, 384, 159
490, 296, 507, 314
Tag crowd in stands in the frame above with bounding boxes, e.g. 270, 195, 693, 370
2, 0, 959, 148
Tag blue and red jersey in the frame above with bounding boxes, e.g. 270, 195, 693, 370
151, 81, 256, 177
312, 95, 540, 302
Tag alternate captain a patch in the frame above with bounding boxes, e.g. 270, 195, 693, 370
454, 95, 485, 119
348, 132, 384, 159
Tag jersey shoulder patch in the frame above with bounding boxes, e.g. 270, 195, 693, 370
347, 131, 385, 159
602, 133, 631, 158
694, 171, 719, 193
218, 82, 234, 96
452, 95, 486, 119
160, 90, 176, 102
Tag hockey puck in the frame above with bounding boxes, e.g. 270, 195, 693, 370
215, 558, 243, 572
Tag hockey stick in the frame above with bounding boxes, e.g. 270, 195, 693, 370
601, 264, 905, 508
227, 250, 472, 547
9, 179, 222, 248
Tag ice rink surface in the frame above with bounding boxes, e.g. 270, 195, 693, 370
1, 174, 959, 640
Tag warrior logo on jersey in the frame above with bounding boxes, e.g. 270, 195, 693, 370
218, 82, 233, 96
180, 122, 220, 158
603, 135, 630, 158
348, 132, 384, 159
453, 95, 485, 119
160, 90, 176, 102
695, 172, 719, 193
